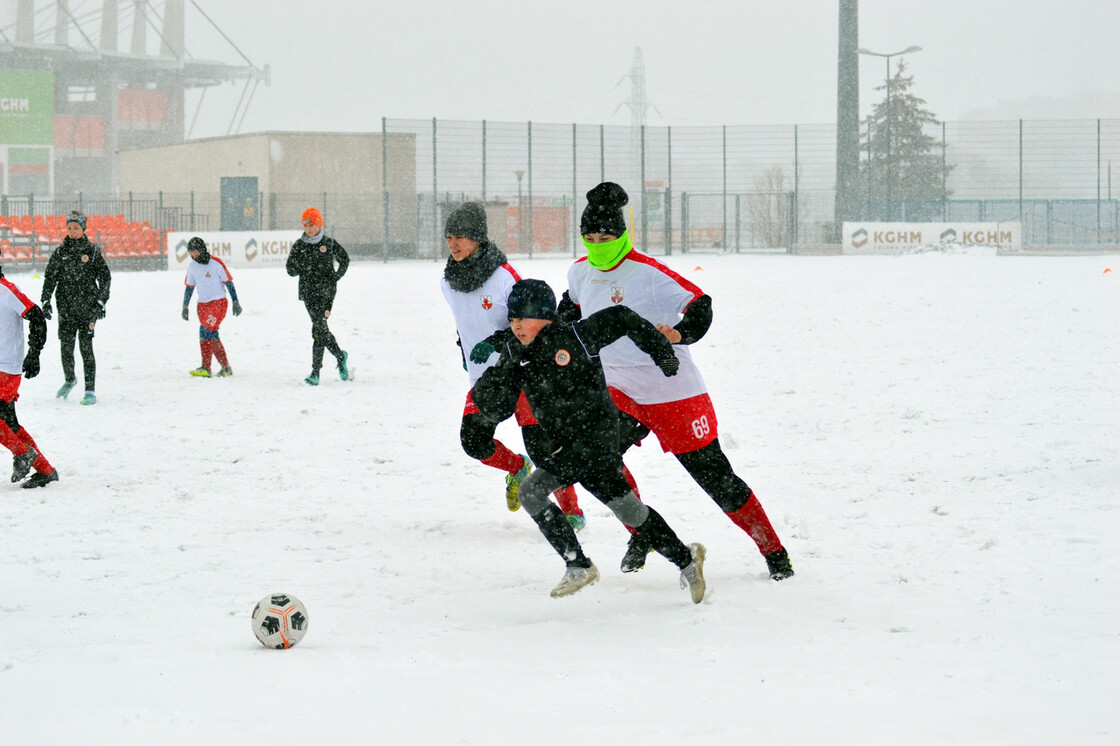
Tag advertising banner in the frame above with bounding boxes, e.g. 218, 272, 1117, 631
842, 222, 1022, 254
167, 230, 301, 270
0, 70, 54, 145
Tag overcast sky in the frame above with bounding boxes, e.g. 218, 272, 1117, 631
6, 1, 1120, 136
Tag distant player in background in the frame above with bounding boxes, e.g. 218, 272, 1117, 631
40, 210, 111, 406
285, 207, 349, 386
182, 237, 242, 377
440, 202, 583, 525
0, 262, 60, 488
563, 182, 795, 581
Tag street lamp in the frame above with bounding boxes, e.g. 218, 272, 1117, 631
514, 170, 525, 253
857, 45, 922, 220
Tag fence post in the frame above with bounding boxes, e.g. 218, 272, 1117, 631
527, 120, 533, 258
722, 125, 727, 251
1097, 119, 1102, 242
433, 117, 439, 261
599, 124, 605, 183
572, 123, 578, 257
481, 119, 487, 203
28, 193, 34, 218
1018, 119, 1023, 226
793, 124, 800, 251
681, 191, 689, 254
942, 121, 948, 220
734, 194, 740, 253
666, 125, 672, 255
190, 191, 195, 231
640, 124, 647, 251
382, 116, 390, 261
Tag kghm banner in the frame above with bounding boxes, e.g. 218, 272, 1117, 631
842, 222, 1023, 254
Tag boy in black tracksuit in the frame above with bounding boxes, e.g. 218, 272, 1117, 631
40, 210, 111, 406
472, 279, 707, 602
285, 207, 349, 385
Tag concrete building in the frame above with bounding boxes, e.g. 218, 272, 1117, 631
118, 131, 418, 255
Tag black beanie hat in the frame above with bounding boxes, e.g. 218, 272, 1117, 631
507, 279, 557, 321
187, 236, 210, 263
580, 182, 629, 237
444, 202, 488, 243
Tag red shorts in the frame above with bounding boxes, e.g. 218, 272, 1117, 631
609, 388, 718, 454
0, 371, 22, 403
197, 299, 228, 332
463, 389, 538, 427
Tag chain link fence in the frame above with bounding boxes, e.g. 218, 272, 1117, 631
3, 118, 1117, 264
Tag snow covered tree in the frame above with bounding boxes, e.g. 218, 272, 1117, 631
860, 60, 951, 211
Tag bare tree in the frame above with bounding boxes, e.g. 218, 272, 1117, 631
746, 167, 790, 248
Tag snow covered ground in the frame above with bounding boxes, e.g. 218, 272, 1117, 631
1, 251, 1116, 745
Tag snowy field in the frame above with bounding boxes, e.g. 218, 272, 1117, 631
1, 251, 1116, 745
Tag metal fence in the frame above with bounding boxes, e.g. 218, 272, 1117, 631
387, 116, 1120, 257
3, 117, 1117, 263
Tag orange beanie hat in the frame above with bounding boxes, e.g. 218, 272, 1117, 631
301, 207, 323, 227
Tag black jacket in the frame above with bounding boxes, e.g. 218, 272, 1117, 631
41, 236, 112, 319
286, 234, 349, 302
473, 305, 678, 483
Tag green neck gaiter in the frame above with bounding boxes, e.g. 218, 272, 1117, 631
583, 231, 633, 270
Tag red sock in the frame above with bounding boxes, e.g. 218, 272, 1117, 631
15, 427, 53, 475
200, 340, 214, 369
554, 486, 581, 516
212, 339, 230, 368
725, 492, 783, 556
480, 442, 524, 474
0, 420, 27, 456
622, 463, 641, 499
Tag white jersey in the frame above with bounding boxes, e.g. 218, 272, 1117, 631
567, 250, 708, 405
441, 262, 522, 385
0, 277, 34, 375
185, 258, 233, 303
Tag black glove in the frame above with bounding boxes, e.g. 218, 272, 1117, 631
95, 300, 107, 319
469, 340, 495, 364
232, 301, 243, 317
655, 353, 679, 377
41, 301, 52, 320
182, 305, 189, 321
22, 352, 40, 379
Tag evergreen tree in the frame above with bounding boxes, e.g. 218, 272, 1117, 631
860, 60, 952, 213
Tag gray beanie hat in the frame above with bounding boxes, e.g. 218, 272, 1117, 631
444, 202, 488, 243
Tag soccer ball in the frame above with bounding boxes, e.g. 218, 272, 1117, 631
251, 593, 309, 649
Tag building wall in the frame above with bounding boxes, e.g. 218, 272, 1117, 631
117, 131, 417, 252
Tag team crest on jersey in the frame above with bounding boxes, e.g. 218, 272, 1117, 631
554, 349, 571, 366
610, 286, 624, 304
481, 295, 493, 310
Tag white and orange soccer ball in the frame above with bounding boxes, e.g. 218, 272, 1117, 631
251, 593, 309, 649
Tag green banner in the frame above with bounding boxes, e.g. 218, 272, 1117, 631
0, 70, 55, 146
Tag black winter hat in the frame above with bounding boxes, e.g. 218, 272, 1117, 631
580, 182, 629, 236
507, 279, 557, 321
444, 202, 488, 243
187, 236, 210, 263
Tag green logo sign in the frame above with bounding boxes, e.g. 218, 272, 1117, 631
0, 71, 55, 146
